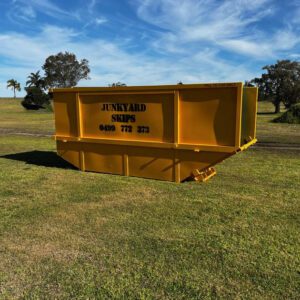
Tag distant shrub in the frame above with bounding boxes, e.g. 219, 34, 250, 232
22, 87, 50, 110
43, 101, 54, 112
273, 103, 300, 124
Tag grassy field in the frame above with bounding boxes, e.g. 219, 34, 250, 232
257, 102, 300, 144
0, 98, 54, 135
0, 98, 299, 298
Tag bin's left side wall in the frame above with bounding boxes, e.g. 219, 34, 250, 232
53, 92, 81, 169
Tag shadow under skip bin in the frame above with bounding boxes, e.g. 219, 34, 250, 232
1, 150, 76, 169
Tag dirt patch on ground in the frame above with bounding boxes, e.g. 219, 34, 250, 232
0, 128, 52, 137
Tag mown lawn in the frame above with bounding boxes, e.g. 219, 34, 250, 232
0, 98, 54, 135
0, 98, 299, 298
257, 102, 300, 144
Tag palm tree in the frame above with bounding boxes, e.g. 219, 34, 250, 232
6, 79, 21, 98
26, 71, 45, 89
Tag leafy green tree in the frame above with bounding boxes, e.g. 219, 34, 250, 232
251, 60, 300, 113
26, 71, 45, 89
6, 79, 21, 98
42, 52, 90, 88
22, 87, 50, 110
244, 80, 254, 87
23, 70, 49, 110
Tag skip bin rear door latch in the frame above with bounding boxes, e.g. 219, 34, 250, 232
191, 167, 217, 182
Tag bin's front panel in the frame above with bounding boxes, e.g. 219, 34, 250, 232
82, 143, 124, 175
179, 87, 238, 146
80, 93, 174, 143
53, 92, 78, 137
127, 147, 175, 181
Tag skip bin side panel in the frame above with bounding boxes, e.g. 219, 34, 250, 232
82, 143, 124, 175
179, 86, 238, 146
79, 93, 174, 143
53, 92, 78, 138
241, 87, 258, 145
127, 147, 175, 181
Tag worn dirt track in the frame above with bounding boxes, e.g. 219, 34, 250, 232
0, 128, 53, 137
1, 128, 299, 151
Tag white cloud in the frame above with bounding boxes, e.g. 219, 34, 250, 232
290, 53, 300, 59
220, 39, 271, 58
135, 0, 272, 39
95, 17, 107, 25
272, 30, 300, 51
82, 0, 108, 29
9, 0, 79, 20
0, 25, 258, 96
18, 5, 36, 21
88, 0, 98, 14
219, 29, 300, 58
132, 0, 300, 58
83, 17, 108, 29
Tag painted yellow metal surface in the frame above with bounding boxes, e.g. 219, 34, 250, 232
51, 83, 258, 182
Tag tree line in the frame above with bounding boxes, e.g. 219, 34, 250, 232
247, 60, 300, 113
6, 52, 90, 109
6, 51, 128, 110
5, 54, 300, 115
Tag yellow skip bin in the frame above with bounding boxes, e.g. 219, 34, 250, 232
51, 82, 258, 182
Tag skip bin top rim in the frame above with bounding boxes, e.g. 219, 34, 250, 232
50, 82, 243, 93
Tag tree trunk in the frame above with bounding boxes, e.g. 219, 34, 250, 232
275, 101, 280, 113
13, 87, 16, 98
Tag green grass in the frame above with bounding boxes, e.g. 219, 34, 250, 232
0, 98, 54, 135
257, 102, 300, 144
0, 98, 299, 298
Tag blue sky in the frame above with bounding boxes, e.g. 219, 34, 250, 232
0, 0, 299, 96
